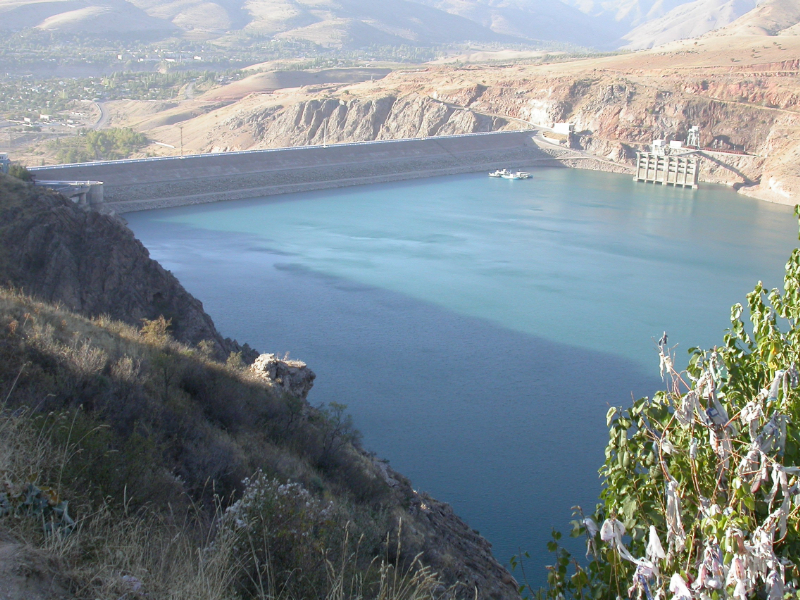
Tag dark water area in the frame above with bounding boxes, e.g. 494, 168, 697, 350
125, 167, 798, 581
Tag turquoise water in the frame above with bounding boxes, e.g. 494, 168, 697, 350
125, 167, 797, 579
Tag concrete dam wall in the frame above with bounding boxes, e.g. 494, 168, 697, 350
30, 131, 550, 213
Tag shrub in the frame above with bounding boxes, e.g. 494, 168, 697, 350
518, 210, 800, 599
49, 128, 148, 163
0, 288, 447, 598
7, 163, 33, 181
218, 474, 343, 597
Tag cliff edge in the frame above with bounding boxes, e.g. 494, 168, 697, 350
0, 173, 255, 362
0, 173, 521, 599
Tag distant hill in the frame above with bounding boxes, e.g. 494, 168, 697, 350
406, 0, 625, 48
0, 0, 522, 44
559, 0, 696, 27
0, 0, 176, 34
710, 0, 800, 35
0, 0, 797, 49
620, 0, 760, 49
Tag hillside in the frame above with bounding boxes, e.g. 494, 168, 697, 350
621, 0, 760, 49
0, 175, 254, 362
0, 0, 523, 45
0, 172, 521, 599
405, 0, 624, 49
709, 0, 800, 35
0, 0, 778, 48
0, 0, 176, 34
98, 5, 798, 204
562, 0, 723, 27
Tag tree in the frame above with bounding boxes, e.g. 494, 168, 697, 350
8, 163, 33, 181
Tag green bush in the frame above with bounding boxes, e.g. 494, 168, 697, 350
519, 210, 800, 599
50, 128, 148, 163
7, 163, 33, 181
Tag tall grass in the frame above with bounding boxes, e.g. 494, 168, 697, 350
0, 287, 448, 599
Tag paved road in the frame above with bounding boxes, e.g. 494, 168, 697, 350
92, 102, 110, 130
530, 129, 633, 171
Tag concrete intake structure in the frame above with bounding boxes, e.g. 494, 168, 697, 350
29, 131, 549, 213
33, 180, 104, 207
634, 152, 699, 189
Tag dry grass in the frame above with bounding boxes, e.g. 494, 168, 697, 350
0, 286, 448, 599
0, 410, 444, 599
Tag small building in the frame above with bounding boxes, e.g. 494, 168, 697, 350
669, 140, 683, 150
652, 139, 666, 155
542, 122, 575, 145
0, 153, 10, 174
553, 122, 574, 135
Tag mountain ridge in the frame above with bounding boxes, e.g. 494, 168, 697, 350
620, 0, 759, 49
0, 0, 787, 49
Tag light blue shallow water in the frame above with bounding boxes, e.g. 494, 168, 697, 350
125, 167, 797, 580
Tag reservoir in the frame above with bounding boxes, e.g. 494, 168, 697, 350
125, 167, 797, 579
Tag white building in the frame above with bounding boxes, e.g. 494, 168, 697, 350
553, 122, 574, 135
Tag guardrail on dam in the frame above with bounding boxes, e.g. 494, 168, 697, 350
29, 131, 549, 213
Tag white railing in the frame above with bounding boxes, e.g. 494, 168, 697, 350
33, 180, 103, 185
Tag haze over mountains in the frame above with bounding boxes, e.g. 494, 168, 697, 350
0, 0, 784, 49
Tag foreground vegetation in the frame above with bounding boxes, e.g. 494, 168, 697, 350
515, 214, 800, 598
0, 287, 442, 598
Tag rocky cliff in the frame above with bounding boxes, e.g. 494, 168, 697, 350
0, 172, 522, 600
0, 174, 255, 361
203, 66, 799, 202
189, 25, 799, 204
209, 93, 514, 152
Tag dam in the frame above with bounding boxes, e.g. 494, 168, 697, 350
30, 131, 550, 213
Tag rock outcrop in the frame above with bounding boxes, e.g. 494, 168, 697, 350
213, 93, 512, 152
192, 25, 800, 205
0, 175, 255, 361
250, 353, 316, 400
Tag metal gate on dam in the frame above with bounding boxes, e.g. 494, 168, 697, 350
29, 131, 550, 214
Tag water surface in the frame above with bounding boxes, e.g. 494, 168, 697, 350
126, 167, 797, 579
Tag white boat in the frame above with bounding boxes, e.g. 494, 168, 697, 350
501, 171, 532, 180
489, 169, 511, 178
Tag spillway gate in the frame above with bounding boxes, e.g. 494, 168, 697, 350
634, 152, 699, 189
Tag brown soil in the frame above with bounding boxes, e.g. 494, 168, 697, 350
0, 536, 73, 600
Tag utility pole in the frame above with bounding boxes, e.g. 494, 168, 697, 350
178, 124, 183, 156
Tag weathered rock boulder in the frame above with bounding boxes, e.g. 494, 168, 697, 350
250, 353, 316, 400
